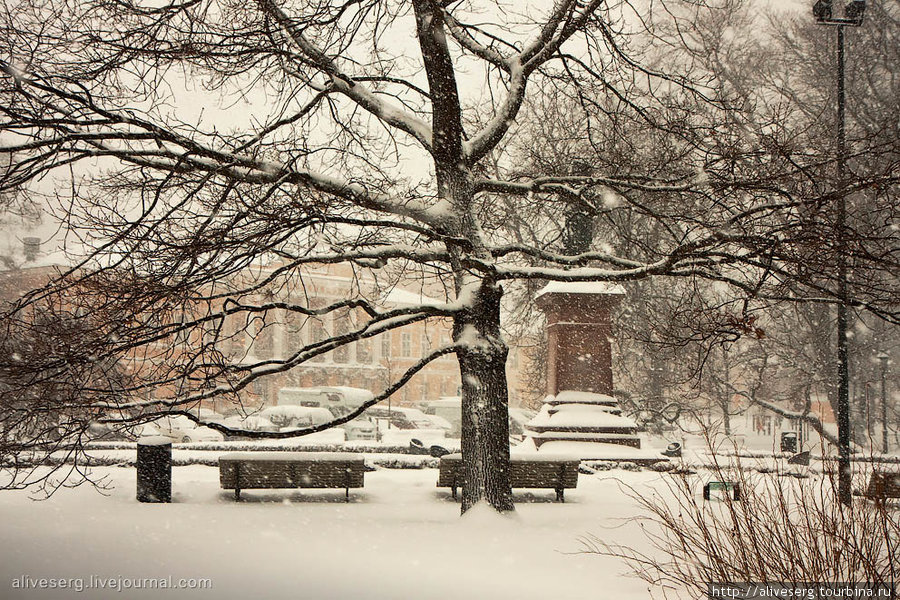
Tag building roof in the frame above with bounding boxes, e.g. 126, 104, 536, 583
380, 286, 443, 307
535, 281, 626, 298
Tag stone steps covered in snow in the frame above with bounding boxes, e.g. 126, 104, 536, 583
522, 390, 647, 459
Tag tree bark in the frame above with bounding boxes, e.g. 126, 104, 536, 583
454, 279, 514, 514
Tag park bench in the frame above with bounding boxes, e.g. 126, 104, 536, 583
437, 454, 579, 502
703, 480, 741, 501
860, 471, 900, 504
219, 452, 365, 502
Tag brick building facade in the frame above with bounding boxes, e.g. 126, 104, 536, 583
228, 264, 460, 410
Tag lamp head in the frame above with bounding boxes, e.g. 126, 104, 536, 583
845, 0, 866, 24
813, 0, 833, 21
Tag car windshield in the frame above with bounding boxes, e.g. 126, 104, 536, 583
161, 416, 195, 429
329, 406, 353, 418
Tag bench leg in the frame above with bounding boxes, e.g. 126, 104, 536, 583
703, 484, 710, 501
556, 465, 566, 503
234, 463, 242, 502
345, 468, 351, 503
733, 484, 741, 501
451, 485, 457, 500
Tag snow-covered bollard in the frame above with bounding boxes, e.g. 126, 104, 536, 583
136, 436, 172, 503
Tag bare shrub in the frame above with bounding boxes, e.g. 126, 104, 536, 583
583, 457, 899, 598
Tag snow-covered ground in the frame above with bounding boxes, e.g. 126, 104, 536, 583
5, 436, 892, 600
0, 464, 663, 600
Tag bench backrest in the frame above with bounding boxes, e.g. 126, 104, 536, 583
866, 472, 900, 498
438, 457, 578, 489
707, 481, 737, 491
220, 459, 365, 489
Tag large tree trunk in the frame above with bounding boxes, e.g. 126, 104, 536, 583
453, 279, 514, 514
411, 0, 515, 514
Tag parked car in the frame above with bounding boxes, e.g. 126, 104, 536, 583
189, 407, 226, 426
421, 397, 462, 436
420, 413, 453, 431
365, 407, 418, 430
342, 417, 377, 441
363, 407, 449, 441
259, 406, 333, 429
277, 386, 374, 414
390, 407, 452, 431
222, 415, 280, 434
85, 410, 146, 441
420, 398, 535, 439
143, 415, 224, 443
87, 420, 124, 441
260, 405, 376, 441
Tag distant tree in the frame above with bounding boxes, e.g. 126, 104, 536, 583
0, 291, 135, 493
502, 0, 899, 447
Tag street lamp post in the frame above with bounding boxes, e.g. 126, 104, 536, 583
877, 352, 889, 454
864, 381, 872, 442
812, 0, 865, 506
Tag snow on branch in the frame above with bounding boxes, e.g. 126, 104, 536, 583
257, 0, 434, 154
475, 174, 703, 196
494, 230, 755, 282
0, 61, 442, 227
441, 10, 512, 71
490, 244, 645, 270
495, 262, 675, 283
463, 0, 606, 163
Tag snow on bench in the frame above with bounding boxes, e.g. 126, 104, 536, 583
218, 452, 366, 502
437, 454, 579, 502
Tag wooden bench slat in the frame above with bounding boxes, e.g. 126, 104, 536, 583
437, 455, 579, 502
219, 454, 366, 501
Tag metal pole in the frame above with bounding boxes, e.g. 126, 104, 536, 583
881, 356, 889, 454
865, 382, 871, 441
834, 24, 852, 507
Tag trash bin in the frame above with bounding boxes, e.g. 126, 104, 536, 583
662, 442, 682, 458
409, 439, 429, 455
136, 436, 172, 503
429, 444, 451, 458
780, 431, 798, 454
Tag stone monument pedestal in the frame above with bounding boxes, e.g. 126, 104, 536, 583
535, 281, 623, 396
521, 282, 665, 463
